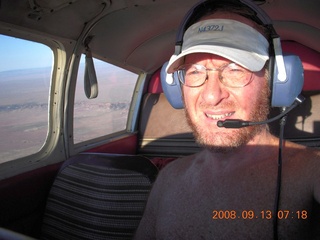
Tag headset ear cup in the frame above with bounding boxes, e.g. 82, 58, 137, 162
160, 62, 184, 109
271, 54, 304, 107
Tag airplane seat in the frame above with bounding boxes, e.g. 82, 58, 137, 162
147, 67, 163, 94
41, 153, 158, 240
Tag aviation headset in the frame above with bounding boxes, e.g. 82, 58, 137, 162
161, 0, 304, 109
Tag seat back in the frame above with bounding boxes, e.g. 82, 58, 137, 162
41, 153, 158, 240
138, 93, 201, 157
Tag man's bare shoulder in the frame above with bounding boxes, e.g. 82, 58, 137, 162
283, 141, 320, 202
283, 140, 320, 166
152, 152, 206, 188
159, 151, 205, 174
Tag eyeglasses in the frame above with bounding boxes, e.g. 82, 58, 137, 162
176, 63, 253, 88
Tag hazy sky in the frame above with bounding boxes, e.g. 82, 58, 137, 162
0, 34, 53, 72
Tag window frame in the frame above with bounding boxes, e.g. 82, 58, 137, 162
0, 26, 69, 179
66, 52, 147, 156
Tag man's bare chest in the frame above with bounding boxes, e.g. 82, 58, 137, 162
155, 162, 314, 239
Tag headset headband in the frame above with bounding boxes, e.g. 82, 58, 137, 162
176, 0, 273, 45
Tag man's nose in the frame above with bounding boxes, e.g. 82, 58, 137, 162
200, 72, 229, 105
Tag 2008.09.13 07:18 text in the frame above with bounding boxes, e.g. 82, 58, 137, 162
212, 210, 308, 220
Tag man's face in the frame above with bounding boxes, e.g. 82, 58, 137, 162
183, 53, 270, 152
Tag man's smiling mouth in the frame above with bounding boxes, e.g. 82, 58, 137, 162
205, 112, 234, 120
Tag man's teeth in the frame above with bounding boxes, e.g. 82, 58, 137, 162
205, 112, 233, 120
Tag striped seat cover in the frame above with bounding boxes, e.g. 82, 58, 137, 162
41, 153, 158, 240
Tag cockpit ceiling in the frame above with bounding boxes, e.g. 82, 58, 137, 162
0, 0, 319, 73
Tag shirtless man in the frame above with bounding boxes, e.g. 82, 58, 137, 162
134, 1, 320, 239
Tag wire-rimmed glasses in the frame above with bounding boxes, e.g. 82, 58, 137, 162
176, 63, 253, 88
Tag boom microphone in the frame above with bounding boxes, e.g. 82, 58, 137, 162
217, 95, 305, 128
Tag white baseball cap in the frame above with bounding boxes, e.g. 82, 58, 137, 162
166, 19, 269, 73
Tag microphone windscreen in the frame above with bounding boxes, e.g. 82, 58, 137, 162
217, 120, 250, 128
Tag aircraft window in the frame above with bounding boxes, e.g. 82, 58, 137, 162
0, 34, 52, 163
73, 55, 138, 144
